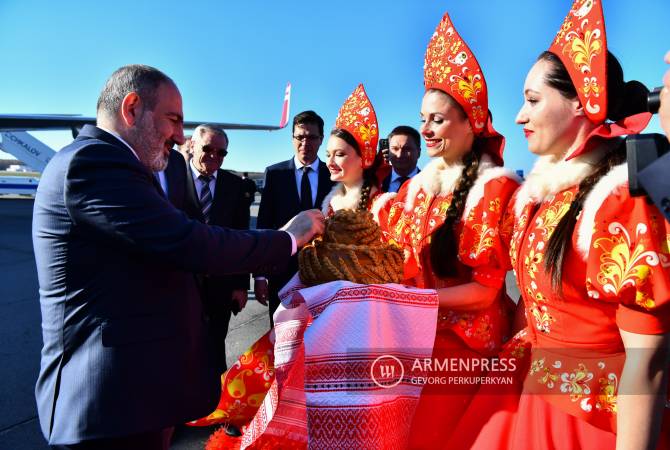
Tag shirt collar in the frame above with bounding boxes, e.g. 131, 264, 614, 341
294, 156, 320, 171
391, 166, 418, 181
96, 126, 140, 161
190, 159, 218, 181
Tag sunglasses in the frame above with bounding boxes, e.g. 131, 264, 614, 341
202, 145, 228, 157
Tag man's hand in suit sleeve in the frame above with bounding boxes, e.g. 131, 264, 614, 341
231, 289, 248, 315
280, 209, 325, 248
254, 278, 269, 306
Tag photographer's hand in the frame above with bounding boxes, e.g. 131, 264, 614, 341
660, 50, 670, 142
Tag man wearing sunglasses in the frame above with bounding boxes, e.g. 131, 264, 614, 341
184, 124, 251, 373
255, 110, 334, 325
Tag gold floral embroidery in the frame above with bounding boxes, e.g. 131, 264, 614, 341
539, 368, 558, 388
560, 363, 594, 401
489, 198, 501, 214
596, 373, 618, 413
469, 223, 496, 259
563, 27, 602, 74
582, 76, 601, 98
530, 302, 554, 333
449, 72, 482, 103
593, 222, 660, 306
535, 191, 574, 239
524, 247, 543, 280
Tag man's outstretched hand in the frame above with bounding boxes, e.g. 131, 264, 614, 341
281, 209, 325, 248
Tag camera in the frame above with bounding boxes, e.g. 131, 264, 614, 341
647, 87, 663, 114
627, 86, 669, 199
378, 138, 390, 163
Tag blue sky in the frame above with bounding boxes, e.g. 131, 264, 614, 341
1, 0, 668, 174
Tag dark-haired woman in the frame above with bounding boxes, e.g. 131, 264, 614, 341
450, 2, 670, 449
376, 13, 521, 447
198, 85, 438, 450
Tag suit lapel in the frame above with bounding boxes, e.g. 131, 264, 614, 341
185, 166, 205, 222
285, 158, 301, 212
315, 160, 333, 209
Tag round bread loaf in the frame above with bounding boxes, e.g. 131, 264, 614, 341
298, 209, 403, 286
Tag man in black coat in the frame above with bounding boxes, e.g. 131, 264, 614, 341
183, 124, 251, 372
255, 110, 334, 324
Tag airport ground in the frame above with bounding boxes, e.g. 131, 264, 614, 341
0, 196, 519, 450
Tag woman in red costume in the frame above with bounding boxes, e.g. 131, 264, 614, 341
449, 1, 670, 449
198, 84, 433, 450
375, 12, 521, 448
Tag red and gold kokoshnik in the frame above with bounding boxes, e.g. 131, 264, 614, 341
549, 0, 607, 124
335, 84, 379, 169
423, 12, 489, 134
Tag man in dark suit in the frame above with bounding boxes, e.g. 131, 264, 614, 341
381, 125, 421, 193
183, 124, 250, 373
32, 64, 324, 449
254, 110, 334, 324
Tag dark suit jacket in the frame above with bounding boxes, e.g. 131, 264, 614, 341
184, 166, 251, 303
640, 151, 670, 222
256, 157, 333, 292
163, 149, 188, 209
32, 125, 291, 444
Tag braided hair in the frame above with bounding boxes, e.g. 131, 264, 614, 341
429, 147, 482, 278
329, 128, 384, 211
538, 51, 649, 290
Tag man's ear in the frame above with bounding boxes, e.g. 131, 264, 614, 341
120, 92, 142, 127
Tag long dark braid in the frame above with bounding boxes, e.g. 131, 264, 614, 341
357, 174, 374, 211
537, 50, 649, 291
429, 148, 481, 278
544, 144, 626, 291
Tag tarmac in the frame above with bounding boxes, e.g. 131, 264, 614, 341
0, 196, 520, 450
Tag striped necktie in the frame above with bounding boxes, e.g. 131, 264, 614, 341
198, 174, 213, 224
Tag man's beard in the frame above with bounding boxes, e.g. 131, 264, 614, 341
128, 111, 171, 172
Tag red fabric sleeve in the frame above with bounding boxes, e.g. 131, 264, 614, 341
458, 176, 520, 287
583, 185, 670, 334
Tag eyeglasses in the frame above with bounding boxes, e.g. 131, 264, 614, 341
293, 134, 322, 142
202, 145, 228, 157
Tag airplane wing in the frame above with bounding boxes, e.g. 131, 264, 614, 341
0, 131, 56, 171
0, 82, 292, 132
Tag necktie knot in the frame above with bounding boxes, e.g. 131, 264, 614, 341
199, 174, 213, 183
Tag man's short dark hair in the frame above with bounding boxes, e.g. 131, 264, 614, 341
292, 110, 324, 137
388, 125, 421, 149
96, 64, 174, 119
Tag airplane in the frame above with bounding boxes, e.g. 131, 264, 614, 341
0, 83, 291, 196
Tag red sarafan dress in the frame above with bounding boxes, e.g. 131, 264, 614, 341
376, 155, 520, 447
450, 156, 670, 450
